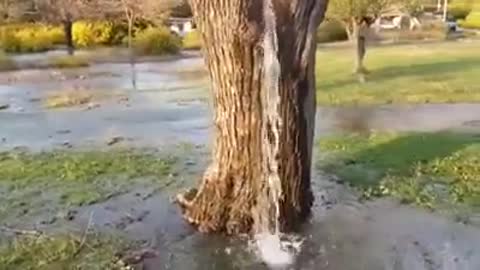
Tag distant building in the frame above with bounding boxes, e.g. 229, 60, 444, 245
168, 17, 195, 37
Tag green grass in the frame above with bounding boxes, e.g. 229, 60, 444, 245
316, 41, 480, 105
0, 150, 175, 221
0, 53, 16, 71
48, 55, 90, 69
0, 234, 128, 270
318, 132, 480, 210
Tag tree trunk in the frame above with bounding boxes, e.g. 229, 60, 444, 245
177, 0, 328, 234
374, 17, 382, 34
353, 21, 367, 74
343, 21, 354, 41
127, 17, 136, 90
63, 20, 74, 56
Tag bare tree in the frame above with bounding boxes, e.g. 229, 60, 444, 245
176, 0, 329, 234
34, 0, 94, 55
327, 0, 394, 74
98, 0, 177, 89
101, 0, 177, 57
0, 0, 35, 23
403, 0, 424, 29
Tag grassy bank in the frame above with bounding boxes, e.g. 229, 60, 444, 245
0, 150, 175, 221
0, 234, 129, 270
0, 148, 188, 269
318, 132, 480, 211
316, 41, 480, 105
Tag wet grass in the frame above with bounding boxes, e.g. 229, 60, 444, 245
47, 55, 90, 69
318, 132, 480, 210
0, 234, 129, 270
44, 89, 94, 108
316, 41, 480, 105
43, 89, 126, 109
0, 150, 175, 220
0, 53, 16, 71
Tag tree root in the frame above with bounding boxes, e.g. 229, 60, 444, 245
175, 188, 200, 225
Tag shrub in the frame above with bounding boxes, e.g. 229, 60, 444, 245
133, 27, 181, 55
73, 21, 115, 48
317, 19, 348, 43
460, 4, 480, 29
183, 30, 202, 50
449, 0, 474, 20
0, 24, 64, 53
379, 22, 448, 42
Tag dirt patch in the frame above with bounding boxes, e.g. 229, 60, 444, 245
43, 89, 127, 109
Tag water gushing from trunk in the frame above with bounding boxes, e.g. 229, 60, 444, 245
254, 0, 303, 267
261, 0, 282, 235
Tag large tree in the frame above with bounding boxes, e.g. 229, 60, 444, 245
176, 0, 329, 234
327, 0, 393, 74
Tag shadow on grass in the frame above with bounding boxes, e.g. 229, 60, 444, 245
318, 57, 480, 92
320, 132, 480, 188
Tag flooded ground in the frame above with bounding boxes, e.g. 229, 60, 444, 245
1, 56, 480, 269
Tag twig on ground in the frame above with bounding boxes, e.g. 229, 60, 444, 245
73, 211, 95, 257
0, 226, 43, 237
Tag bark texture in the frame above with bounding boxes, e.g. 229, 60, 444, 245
177, 0, 328, 234
353, 21, 368, 74
63, 19, 74, 55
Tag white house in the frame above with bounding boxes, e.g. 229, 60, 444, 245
168, 17, 195, 37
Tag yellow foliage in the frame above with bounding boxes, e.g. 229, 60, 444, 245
0, 24, 64, 53
73, 21, 115, 48
183, 30, 202, 50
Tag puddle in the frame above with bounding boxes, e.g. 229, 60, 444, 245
57, 172, 480, 270
1, 55, 480, 269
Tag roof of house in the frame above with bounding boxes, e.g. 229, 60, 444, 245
168, 17, 193, 23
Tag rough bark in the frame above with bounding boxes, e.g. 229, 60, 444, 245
177, 0, 328, 234
63, 19, 74, 55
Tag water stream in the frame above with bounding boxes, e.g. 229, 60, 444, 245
255, 1, 301, 268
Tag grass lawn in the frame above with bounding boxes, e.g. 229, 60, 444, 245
0, 53, 16, 71
316, 41, 480, 105
0, 149, 178, 269
0, 234, 128, 270
318, 132, 480, 211
0, 150, 175, 221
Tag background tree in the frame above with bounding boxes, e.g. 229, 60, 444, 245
100, 0, 178, 89
102, 0, 177, 58
327, 0, 393, 74
34, 0, 93, 55
0, 0, 35, 23
403, 0, 424, 30
170, 0, 192, 18
176, 0, 329, 234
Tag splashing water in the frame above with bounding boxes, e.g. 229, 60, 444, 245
253, 233, 304, 269
254, 0, 303, 268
